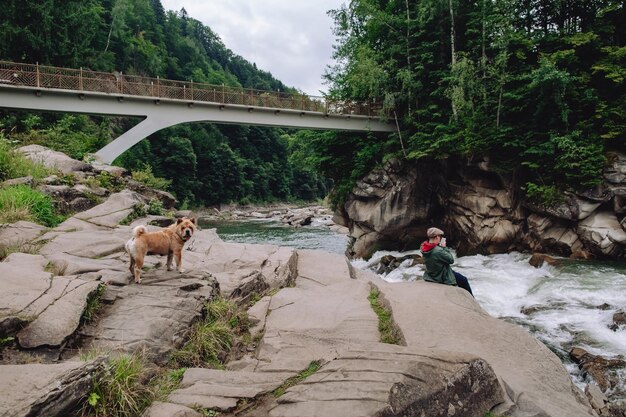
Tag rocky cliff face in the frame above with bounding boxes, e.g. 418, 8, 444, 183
337, 153, 626, 260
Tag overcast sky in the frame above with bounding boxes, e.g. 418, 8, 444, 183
160, 0, 344, 96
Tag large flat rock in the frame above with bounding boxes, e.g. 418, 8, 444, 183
78, 271, 219, 363
184, 241, 297, 297
0, 359, 104, 417
269, 345, 503, 417
375, 279, 596, 417
39, 228, 129, 258
0, 221, 46, 248
17, 277, 100, 348
234, 261, 379, 373
168, 368, 292, 411
74, 189, 145, 227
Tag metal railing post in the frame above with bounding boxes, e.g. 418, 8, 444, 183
222, 84, 225, 103
36, 62, 40, 88
190, 79, 193, 101
79, 67, 83, 90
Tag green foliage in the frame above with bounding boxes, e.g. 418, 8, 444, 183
273, 361, 322, 398
85, 354, 153, 417
82, 284, 106, 324
170, 297, 239, 368
523, 183, 563, 206
0, 185, 61, 227
131, 165, 171, 191
119, 203, 147, 225
1, 1, 326, 208
146, 198, 165, 216
324, 0, 623, 199
368, 286, 401, 345
0, 135, 50, 181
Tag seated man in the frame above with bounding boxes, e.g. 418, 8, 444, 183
420, 227, 473, 296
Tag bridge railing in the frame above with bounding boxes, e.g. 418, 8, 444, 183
0, 61, 381, 117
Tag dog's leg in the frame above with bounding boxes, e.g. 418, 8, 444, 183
133, 256, 144, 284
129, 256, 135, 274
175, 248, 184, 273
167, 251, 173, 271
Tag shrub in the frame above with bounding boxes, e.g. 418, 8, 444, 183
131, 165, 171, 191
0, 185, 61, 227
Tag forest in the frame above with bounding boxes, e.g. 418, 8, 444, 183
0, 0, 331, 206
0, 0, 624, 208
321, 0, 625, 205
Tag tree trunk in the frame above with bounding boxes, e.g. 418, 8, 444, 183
449, 0, 458, 119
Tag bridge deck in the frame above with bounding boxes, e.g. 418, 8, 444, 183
0, 61, 393, 163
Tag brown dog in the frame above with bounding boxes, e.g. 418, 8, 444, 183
125, 217, 196, 283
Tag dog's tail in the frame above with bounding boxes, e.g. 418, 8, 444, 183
132, 225, 147, 238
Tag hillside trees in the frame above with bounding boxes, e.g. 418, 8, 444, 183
0, 0, 328, 206
324, 0, 625, 203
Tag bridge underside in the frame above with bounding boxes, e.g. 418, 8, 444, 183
0, 86, 394, 163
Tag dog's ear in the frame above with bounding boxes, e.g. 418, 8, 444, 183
177, 218, 183, 224
190, 217, 196, 224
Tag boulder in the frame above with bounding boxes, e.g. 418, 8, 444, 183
528, 253, 559, 268
270, 347, 503, 417
17, 144, 92, 173
74, 189, 146, 228
0, 254, 52, 337
184, 241, 297, 297
0, 359, 105, 417
16, 277, 100, 348
570, 347, 626, 392
610, 311, 626, 331
375, 279, 596, 417
578, 211, 626, 257
39, 228, 129, 259
1, 176, 33, 187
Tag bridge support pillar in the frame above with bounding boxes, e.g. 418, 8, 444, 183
95, 116, 172, 164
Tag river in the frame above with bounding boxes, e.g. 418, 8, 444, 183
200, 218, 626, 395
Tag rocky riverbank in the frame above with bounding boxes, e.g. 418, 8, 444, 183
336, 155, 626, 261
0, 146, 617, 417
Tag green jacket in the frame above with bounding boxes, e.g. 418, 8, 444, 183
420, 242, 456, 285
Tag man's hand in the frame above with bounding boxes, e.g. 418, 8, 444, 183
440, 237, 447, 247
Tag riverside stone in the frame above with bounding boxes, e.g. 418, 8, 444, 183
142, 402, 202, 417
17, 277, 100, 348
78, 271, 219, 364
578, 211, 626, 257
0, 221, 46, 248
168, 368, 293, 411
39, 229, 128, 258
270, 346, 503, 417
74, 189, 146, 227
0, 359, 104, 417
374, 279, 597, 417
183, 242, 297, 296
17, 144, 92, 173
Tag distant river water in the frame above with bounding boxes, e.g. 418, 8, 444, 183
200, 218, 626, 393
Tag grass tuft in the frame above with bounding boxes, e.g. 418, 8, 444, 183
0, 135, 50, 181
83, 354, 153, 417
0, 185, 61, 227
82, 284, 106, 324
170, 297, 243, 368
273, 361, 322, 397
368, 286, 401, 345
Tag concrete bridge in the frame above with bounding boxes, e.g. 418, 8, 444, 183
0, 61, 394, 163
